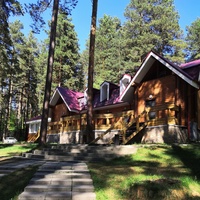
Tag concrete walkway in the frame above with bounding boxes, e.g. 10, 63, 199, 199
0, 158, 96, 200
18, 161, 96, 200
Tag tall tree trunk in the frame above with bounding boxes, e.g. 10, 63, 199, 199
86, 0, 98, 143
39, 0, 59, 145
5, 72, 12, 137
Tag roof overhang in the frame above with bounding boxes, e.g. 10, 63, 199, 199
26, 118, 51, 124
80, 102, 130, 113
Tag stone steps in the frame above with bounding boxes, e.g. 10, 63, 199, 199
18, 161, 96, 200
22, 144, 138, 162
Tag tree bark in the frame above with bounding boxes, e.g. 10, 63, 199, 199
86, 0, 98, 143
39, 0, 59, 145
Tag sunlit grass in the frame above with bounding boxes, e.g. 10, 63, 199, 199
88, 144, 200, 200
0, 143, 38, 158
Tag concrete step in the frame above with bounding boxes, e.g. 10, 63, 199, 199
18, 191, 72, 200
25, 184, 72, 192
22, 144, 138, 162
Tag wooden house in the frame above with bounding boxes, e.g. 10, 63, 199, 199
26, 51, 200, 144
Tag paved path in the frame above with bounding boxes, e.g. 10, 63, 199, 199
0, 158, 96, 200
0, 158, 45, 178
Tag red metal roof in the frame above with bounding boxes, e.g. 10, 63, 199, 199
179, 59, 200, 81
26, 115, 41, 122
180, 59, 200, 69
57, 87, 84, 111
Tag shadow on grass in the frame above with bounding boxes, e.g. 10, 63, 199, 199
88, 144, 200, 200
0, 165, 39, 200
171, 144, 200, 180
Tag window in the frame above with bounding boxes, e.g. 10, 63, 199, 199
100, 82, 109, 102
29, 123, 41, 133
145, 99, 156, 119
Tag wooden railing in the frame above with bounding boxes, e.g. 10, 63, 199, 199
27, 130, 40, 143
47, 110, 135, 135
46, 102, 179, 144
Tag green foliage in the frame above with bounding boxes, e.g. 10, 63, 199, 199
52, 12, 82, 91
80, 1, 187, 88
186, 18, 200, 60
80, 15, 126, 88
124, 0, 186, 65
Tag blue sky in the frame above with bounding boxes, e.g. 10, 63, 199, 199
10, 0, 200, 52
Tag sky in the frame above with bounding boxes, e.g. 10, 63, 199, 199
10, 0, 200, 52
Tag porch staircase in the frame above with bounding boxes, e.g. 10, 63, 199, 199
27, 130, 40, 143
22, 144, 138, 162
91, 109, 150, 145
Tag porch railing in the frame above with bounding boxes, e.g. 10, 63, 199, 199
47, 102, 179, 143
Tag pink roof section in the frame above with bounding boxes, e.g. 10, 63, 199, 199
56, 82, 127, 112
180, 59, 200, 81
57, 87, 83, 111
26, 115, 41, 122
92, 87, 122, 109
180, 59, 200, 69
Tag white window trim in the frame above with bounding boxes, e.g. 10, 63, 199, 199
120, 75, 131, 95
100, 82, 110, 102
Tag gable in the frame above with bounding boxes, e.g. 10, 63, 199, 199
121, 51, 200, 102
121, 51, 199, 102
50, 87, 83, 112
141, 59, 172, 82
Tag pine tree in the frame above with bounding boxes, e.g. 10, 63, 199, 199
0, 1, 23, 138
9, 21, 40, 137
80, 15, 125, 88
124, 0, 186, 68
186, 18, 200, 60
26, 0, 78, 145
53, 13, 81, 91
94, 15, 123, 86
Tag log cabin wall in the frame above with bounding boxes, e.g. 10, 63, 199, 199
176, 77, 198, 127
175, 77, 186, 126
137, 75, 176, 118
51, 100, 69, 122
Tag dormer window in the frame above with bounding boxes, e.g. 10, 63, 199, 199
120, 74, 131, 95
100, 82, 109, 102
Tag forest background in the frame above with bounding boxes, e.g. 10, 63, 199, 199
0, 0, 200, 140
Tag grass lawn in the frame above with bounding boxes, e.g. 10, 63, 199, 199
88, 144, 200, 200
0, 143, 38, 159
